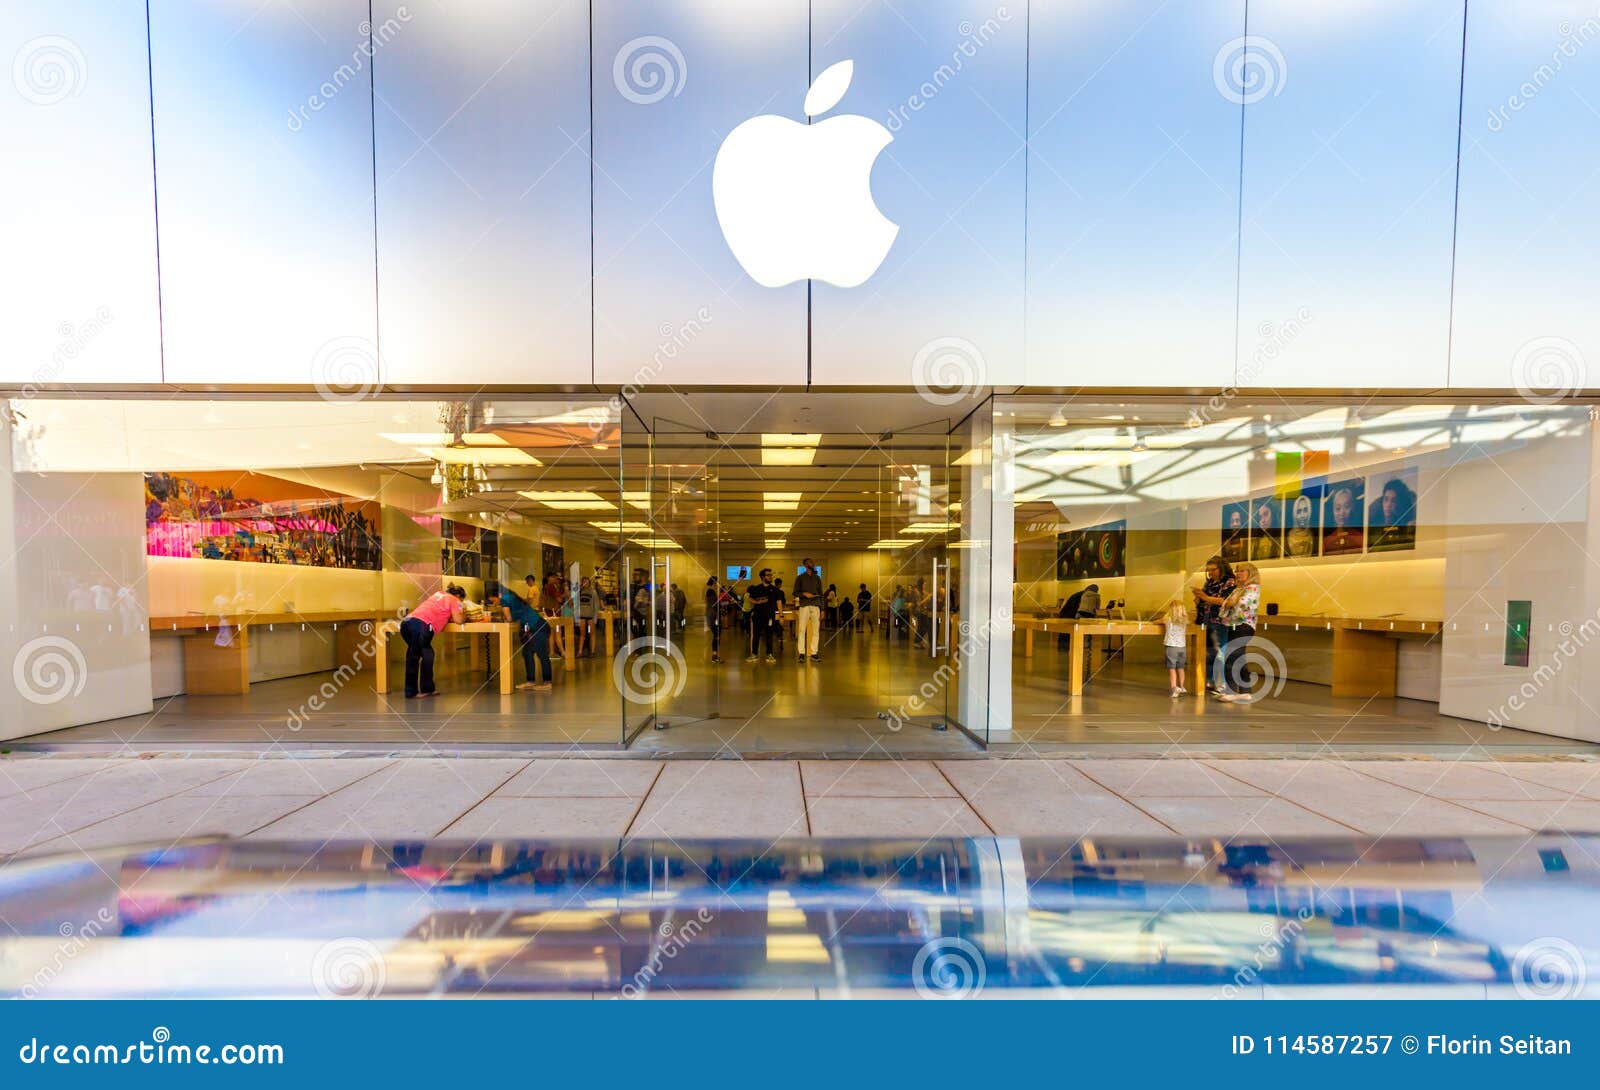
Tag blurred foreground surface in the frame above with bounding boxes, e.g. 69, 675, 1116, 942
0, 836, 1595, 998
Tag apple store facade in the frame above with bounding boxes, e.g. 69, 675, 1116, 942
4, 2, 1600, 753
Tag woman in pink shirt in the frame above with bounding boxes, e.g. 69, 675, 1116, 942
400, 586, 465, 698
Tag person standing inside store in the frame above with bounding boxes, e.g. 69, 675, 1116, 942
793, 559, 825, 663
772, 576, 788, 655
490, 582, 552, 692
629, 570, 650, 639
1076, 583, 1102, 678
856, 583, 873, 631
400, 585, 466, 699
576, 576, 598, 657
705, 576, 724, 663
1190, 556, 1236, 694
1214, 562, 1261, 703
745, 568, 779, 664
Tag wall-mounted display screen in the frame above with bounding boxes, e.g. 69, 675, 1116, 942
143, 472, 381, 570
1505, 600, 1532, 668
726, 565, 753, 582
1056, 520, 1127, 580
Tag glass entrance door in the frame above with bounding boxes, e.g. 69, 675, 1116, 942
872, 423, 959, 736
640, 418, 720, 732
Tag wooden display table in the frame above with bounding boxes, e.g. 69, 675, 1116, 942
374, 620, 518, 695
1256, 615, 1441, 699
596, 609, 622, 657
1015, 616, 1208, 696
150, 610, 382, 696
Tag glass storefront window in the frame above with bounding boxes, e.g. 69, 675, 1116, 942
993, 397, 1598, 746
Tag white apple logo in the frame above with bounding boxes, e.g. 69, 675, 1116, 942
713, 60, 899, 289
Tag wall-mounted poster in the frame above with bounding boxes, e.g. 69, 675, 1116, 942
1056, 520, 1127, 580
144, 471, 381, 569
1220, 501, 1249, 564
1282, 486, 1322, 558
1367, 467, 1419, 553
1248, 497, 1282, 561
1322, 478, 1365, 556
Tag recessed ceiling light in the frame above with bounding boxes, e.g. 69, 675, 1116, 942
761, 448, 816, 466
421, 447, 540, 466
761, 433, 821, 447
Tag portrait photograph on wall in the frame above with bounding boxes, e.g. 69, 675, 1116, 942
1220, 501, 1249, 564
1282, 486, 1322, 558
1367, 467, 1419, 553
143, 471, 381, 570
1248, 497, 1282, 561
1056, 520, 1127, 580
1322, 478, 1366, 556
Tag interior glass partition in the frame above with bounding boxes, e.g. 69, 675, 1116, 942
993, 396, 1600, 750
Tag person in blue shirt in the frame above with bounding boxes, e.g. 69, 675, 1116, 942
490, 582, 552, 692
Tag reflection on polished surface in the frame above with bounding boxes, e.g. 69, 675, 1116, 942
2, 836, 1594, 998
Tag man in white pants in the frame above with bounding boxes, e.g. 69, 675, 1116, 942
793, 558, 825, 663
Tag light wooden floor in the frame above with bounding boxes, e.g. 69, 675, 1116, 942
14, 624, 1589, 756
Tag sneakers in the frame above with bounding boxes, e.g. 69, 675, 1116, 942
797, 657, 806, 664
1170, 688, 1181, 699
810, 655, 822, 663
531, 682, 553, 692
745, 655, 758, 662
765, 655, 777, 664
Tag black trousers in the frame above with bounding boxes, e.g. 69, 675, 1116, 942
1222, 624, 1256, 694
749, 612, 775, 656
400, 617, 435, 697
